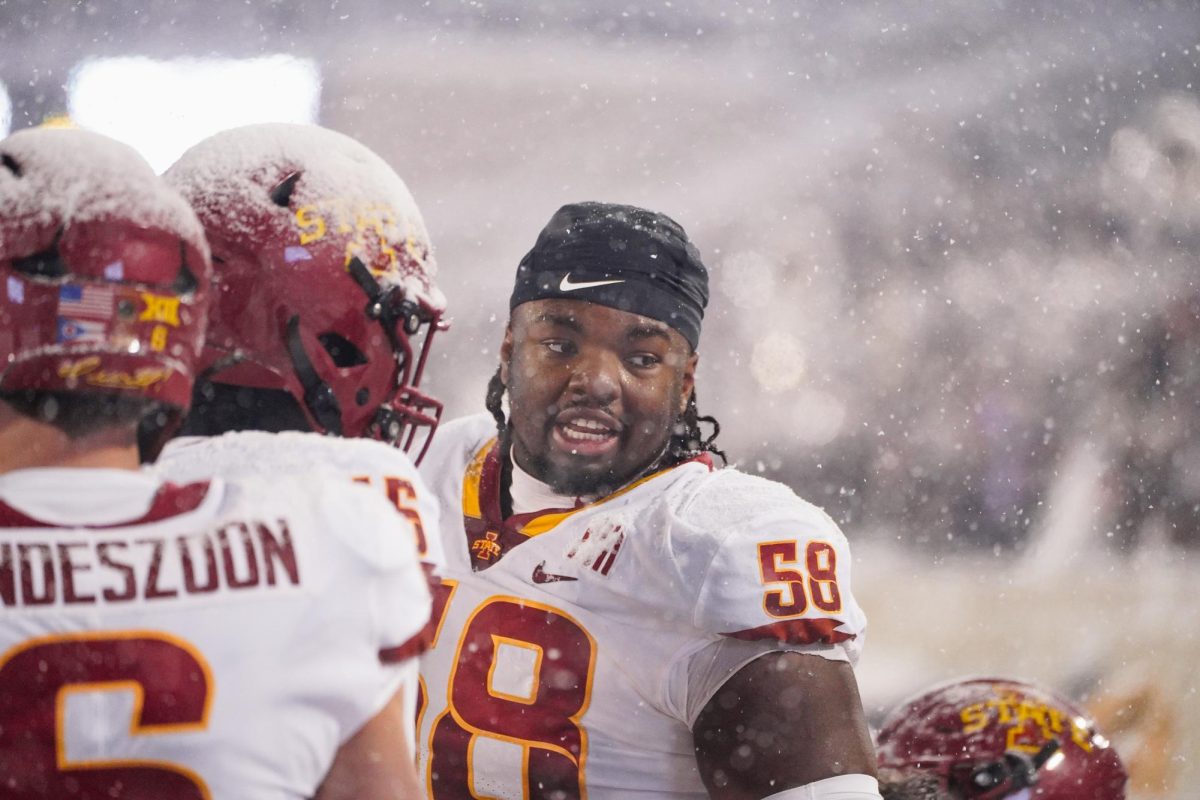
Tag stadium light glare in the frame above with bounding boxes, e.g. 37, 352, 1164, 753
68, 55, 321, 173
0, 82, 11, 138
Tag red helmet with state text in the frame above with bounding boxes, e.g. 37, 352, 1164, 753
0, 127, 210, 423
165, 123, 445, 459
875, 678, 1127, 800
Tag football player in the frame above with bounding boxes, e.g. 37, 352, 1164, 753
154, 123, 447, 769
416, 202, 881, 799
0, 127, 429, 798
154, 122, 446, 591
874, 677, 1128, 799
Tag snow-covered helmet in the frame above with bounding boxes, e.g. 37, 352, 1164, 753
0, 127, 210, 429
165, 123, 445, 459
875, 677, 1127, 799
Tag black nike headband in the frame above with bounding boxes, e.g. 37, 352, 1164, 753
509, 201, 710, 350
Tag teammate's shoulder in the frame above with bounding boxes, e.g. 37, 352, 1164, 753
160, 430, 418, 477
420, 414, 497, 473
256, 473, 420, 573
670, 465, 843, 542
160, 430, 276, 459
324, 481, 422, 572
157, 431, 285, 479
268, 431, 420, 475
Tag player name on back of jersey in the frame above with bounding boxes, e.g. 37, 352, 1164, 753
0, 518, 301, 609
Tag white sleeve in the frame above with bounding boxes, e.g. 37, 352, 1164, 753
674, 636, 852, 727
321, 483, 432, 742
690, 509, 866, 656
339, 439, 446, 575
665, 472, 868, 725
410, 468, 445, 573
761, 775, 882, 799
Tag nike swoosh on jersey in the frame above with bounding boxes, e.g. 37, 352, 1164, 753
531, 561, 578, 584
558, 274, 626, 292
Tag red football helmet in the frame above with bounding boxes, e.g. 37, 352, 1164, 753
0, 127, 210, 422
875, 678, 1127, 799
164, 123, 445, 459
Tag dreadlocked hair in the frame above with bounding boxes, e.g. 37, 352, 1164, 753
482, 367, 726, 470
485, 367, 511, 453
669, 389, 726, 466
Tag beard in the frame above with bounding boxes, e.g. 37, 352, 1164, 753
507, 406, 683, 499
522, 447, 659, 498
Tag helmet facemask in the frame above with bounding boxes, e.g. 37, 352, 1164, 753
280, 256, 445, 461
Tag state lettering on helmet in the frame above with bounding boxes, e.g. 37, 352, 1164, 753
876, 678, 1128, 799
295, 198, 430, 276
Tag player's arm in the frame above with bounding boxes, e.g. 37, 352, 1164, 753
315, 482, 434, 799
314, 685, 423, 800
681, 481, 880, 799
692, 651, 879, 799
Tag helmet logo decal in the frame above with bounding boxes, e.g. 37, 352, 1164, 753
960, 692, 1093, 753
6, 276, 24, 304
292, 199, 427, 277
54, 285, 186, 353
139, 292, 182, 327
56, 283, 115, 344
283, 245, 312, 263
877, 678, 1128, 799
161, 124, 444, 453
296, 204, 326, 245
57, 356, 171, 390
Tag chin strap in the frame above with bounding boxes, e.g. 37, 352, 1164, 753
346, 257, 424, 342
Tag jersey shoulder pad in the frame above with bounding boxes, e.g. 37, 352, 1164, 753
276, 433, 421, 478
419, 413, 496, 481
671, 467, 842, 548
159, 431, 421, 483
670, 468, 865, 650
291, 476, 422, 575
157, 431, 314, 482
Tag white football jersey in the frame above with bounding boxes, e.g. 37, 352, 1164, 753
416, 415, 868, 799
0, 466, 430, 799
158, 431, 443, 572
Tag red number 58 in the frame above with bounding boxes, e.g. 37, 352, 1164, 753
758, 540, 842, 618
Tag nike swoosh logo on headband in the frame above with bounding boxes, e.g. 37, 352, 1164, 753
559, 273, 627, 292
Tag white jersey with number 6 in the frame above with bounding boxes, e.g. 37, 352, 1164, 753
0, 467, 430, 799
415, 415, 868, 799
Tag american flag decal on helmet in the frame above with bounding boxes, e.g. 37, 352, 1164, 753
59, 283, 115, 320
56, 284, 115, 344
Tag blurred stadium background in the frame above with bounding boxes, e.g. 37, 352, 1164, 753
2, 1, 1197, 795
